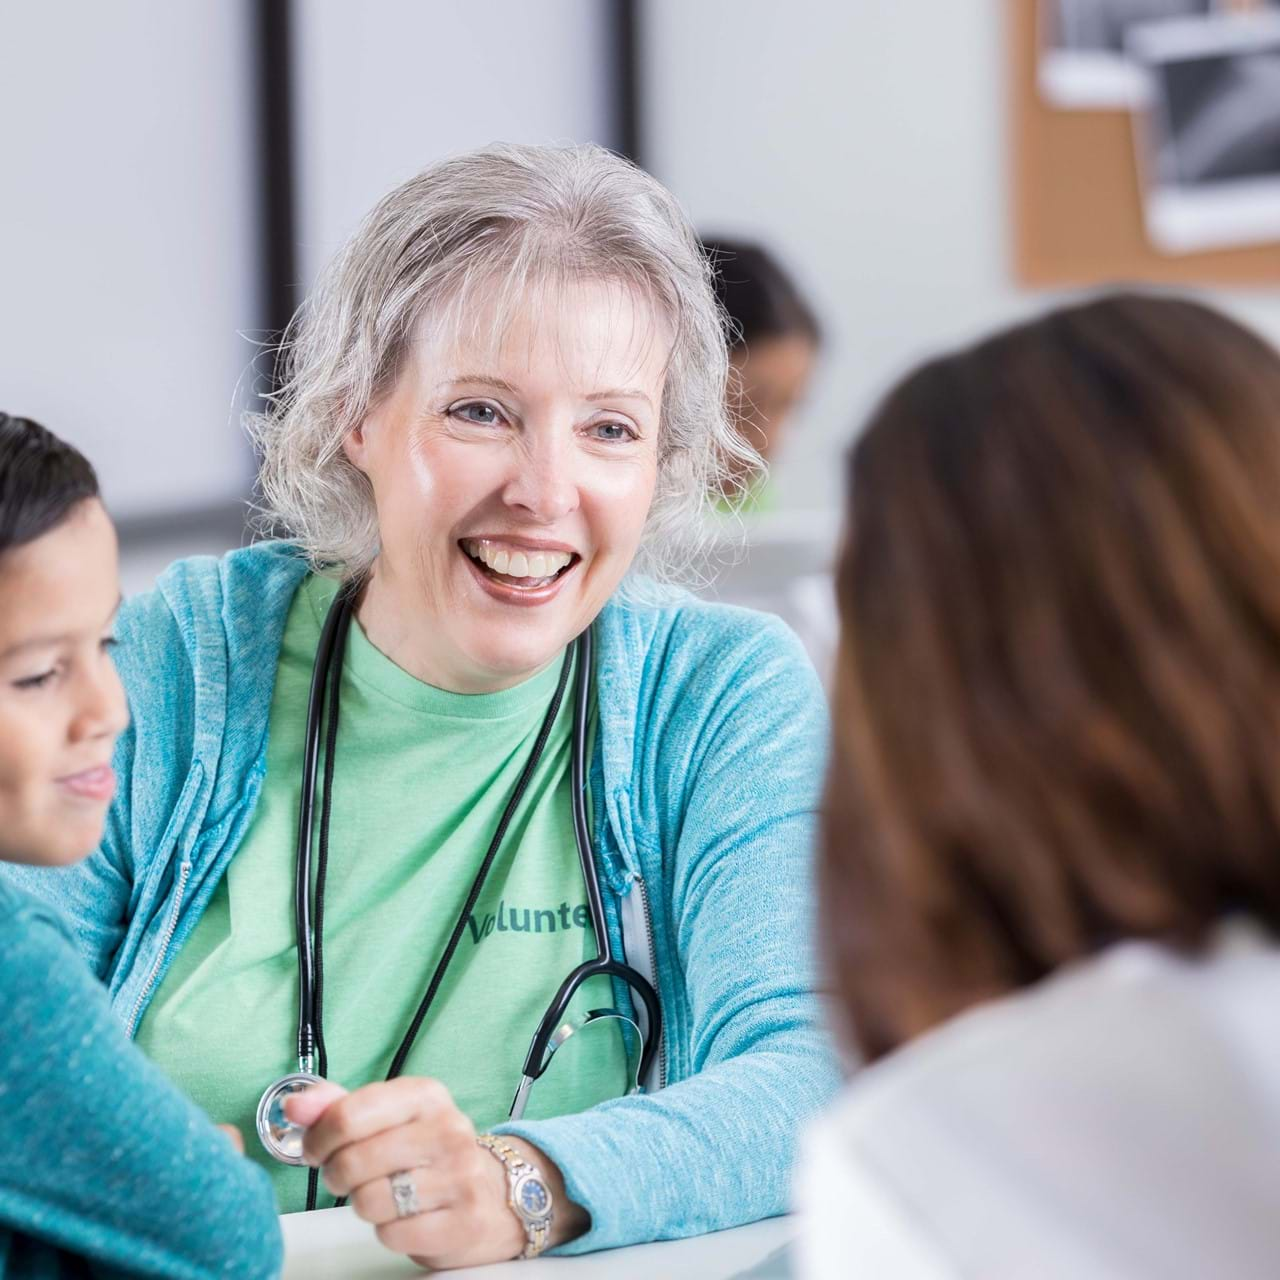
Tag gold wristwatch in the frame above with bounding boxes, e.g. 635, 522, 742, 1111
476, 1134, 555, 1259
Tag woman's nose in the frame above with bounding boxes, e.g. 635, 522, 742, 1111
501, 434, 579, 522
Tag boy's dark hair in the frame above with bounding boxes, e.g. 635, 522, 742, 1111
0, 414, 100, 555
701, 237, 822, 351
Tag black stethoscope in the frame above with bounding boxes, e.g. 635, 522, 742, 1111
255, 580, 662, 1206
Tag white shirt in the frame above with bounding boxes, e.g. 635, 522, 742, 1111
796, 924, 1280, 1279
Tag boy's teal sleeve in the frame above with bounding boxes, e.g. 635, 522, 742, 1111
0, 898, 283, 1279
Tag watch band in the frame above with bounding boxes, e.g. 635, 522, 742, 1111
476, 1134, 554, 1260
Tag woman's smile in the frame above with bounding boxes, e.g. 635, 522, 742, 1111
460, 537, 581, 604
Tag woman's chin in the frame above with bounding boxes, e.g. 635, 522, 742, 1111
453, 564, 600, 685
459, 634, 574, 689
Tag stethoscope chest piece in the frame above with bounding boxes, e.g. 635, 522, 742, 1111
256, 1072, 326, 1165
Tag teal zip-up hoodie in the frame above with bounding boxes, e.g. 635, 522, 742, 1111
3, 542, 836, 1254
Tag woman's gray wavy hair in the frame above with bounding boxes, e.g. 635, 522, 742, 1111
248, 141, 754, 585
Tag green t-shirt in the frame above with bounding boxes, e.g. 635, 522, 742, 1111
135, 574, 629, 1212
713, 475, 776, 517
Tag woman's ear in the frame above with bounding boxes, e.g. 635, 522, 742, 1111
342, 422, 369, 471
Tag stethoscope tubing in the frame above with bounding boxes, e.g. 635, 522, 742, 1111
274, 584, 663, 1182
293, 579, 357, 1069
517, 623, 663, 1092
571, 625, 608, 948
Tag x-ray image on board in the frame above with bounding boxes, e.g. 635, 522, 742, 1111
1038, 0, 1214, 107
1129, 12, 1280, 251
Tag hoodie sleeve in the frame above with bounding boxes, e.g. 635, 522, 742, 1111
0, 892, 283, 1279
496, 611, 840, 1252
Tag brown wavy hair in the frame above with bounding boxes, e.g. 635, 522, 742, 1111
822, 293, 1280, 1062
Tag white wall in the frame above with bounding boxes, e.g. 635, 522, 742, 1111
0, 1, 259, 520
0, 1, 616, 528
292, 0, 614, 286
643, 0, 1280, 516
11, 1, 1276, 536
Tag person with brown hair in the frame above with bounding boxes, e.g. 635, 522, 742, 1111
798, 293, 1280, 1279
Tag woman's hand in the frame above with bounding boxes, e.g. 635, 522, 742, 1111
284, 1077, 587, 1269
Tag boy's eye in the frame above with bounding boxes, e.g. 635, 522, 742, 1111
13, 670, 56, 691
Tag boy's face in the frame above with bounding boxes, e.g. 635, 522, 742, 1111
0, 499, 128, 866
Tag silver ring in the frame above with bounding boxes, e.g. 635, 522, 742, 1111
389, 1169, 421, 1219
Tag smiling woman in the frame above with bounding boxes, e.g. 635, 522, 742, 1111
3, 144, 835, 1271
252, 145, 748, 591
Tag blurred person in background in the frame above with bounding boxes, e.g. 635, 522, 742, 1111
3, 145, 833, 1271
699, 237, 836, 684
800, 294, 1280, 1279
703, 236, 822, 510
0, 415, 281, 1280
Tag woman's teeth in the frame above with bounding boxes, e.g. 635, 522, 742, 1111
463, 540, 574, 586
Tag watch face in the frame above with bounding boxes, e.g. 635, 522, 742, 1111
515, 1172, 551, 1222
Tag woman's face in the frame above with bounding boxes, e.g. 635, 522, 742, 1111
0, 499, 128, 866
346, 279, 666, 693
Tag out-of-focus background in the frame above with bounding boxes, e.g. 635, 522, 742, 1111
4, 0, 1279, 668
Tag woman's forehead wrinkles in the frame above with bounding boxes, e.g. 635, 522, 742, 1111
411, 277, 671, 399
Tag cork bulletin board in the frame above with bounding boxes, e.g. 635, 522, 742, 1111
1010, 0, 1280, 287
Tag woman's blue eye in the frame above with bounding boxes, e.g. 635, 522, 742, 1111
455, 402, 501, 426
594, 422, 633, 442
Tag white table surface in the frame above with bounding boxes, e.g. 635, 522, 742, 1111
280, 1208, 792, 1279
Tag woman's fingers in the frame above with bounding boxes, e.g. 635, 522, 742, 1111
375, 1209, 471, 1263
348, 1162, 457, 1225
282, 1079, 348, 1129
352, 1133, 523, 1268
287, 1075, 527, 1267
300, 1076, 456, 1169
321, 1117, 461, 1199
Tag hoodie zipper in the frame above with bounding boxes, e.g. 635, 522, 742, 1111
633, 873, 668, 1091
125, 860, 192, 1037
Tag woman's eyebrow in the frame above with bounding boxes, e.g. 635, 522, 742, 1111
438, 377, 653, 410
436, 375, 519, 395
586, 388, 654, 408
